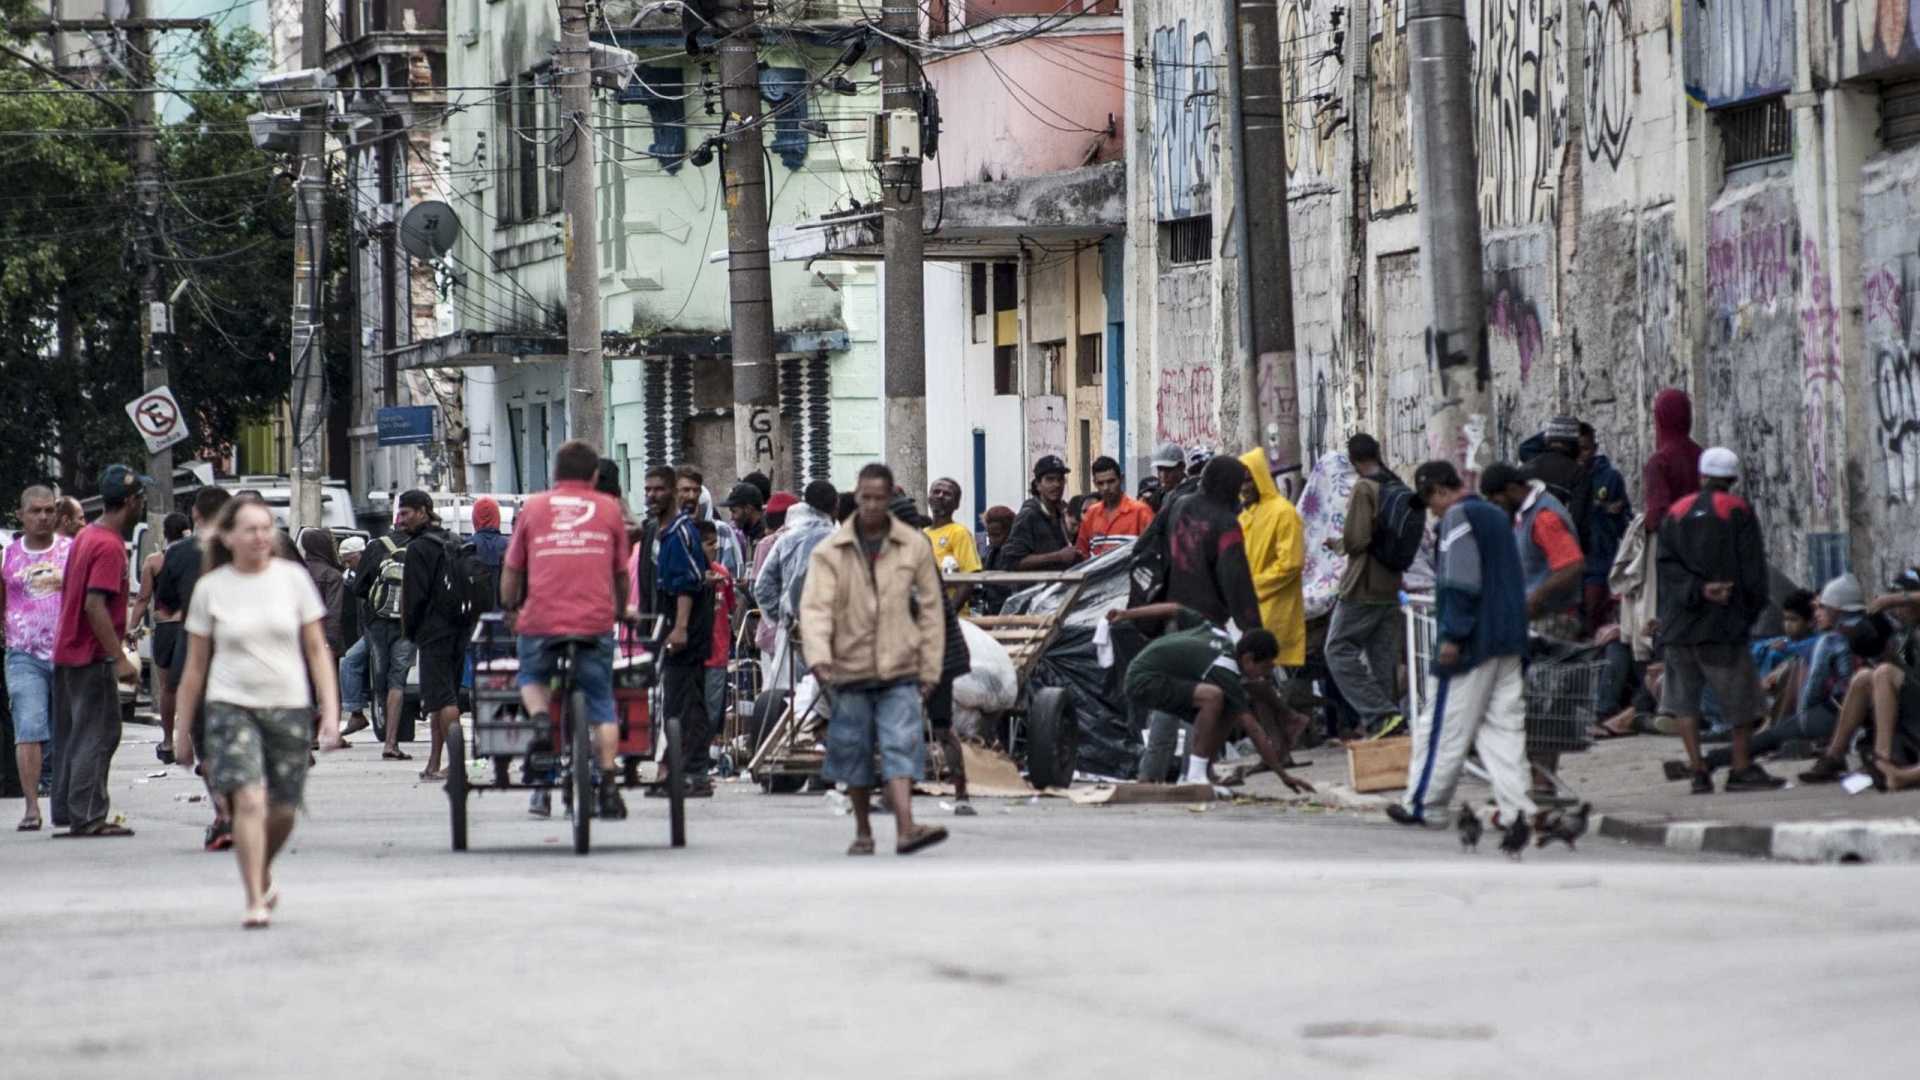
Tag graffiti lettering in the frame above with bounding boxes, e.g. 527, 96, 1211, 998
1705, 194, 1796, 332
748, 404, 776, 462
1583, 0, 1633, 169
1149, 19, 1217, 221
1685, 0, 1791, 106
1800, 239, 1840, 507
1475, 0, 1568, 228
1369, 0, 1415, 215
1155, 364, 1219, 448
1487, 285, 1545, 384
1866, 260, 1920, 504
1280, 0, 1338, 184
1639, 209, 1682, 385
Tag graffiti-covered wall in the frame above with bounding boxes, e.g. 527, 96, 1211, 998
1684, 0, 1794, 106
1859, 146, 1920, 584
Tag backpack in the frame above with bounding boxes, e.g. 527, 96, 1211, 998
368, 536, 408, 621
429, 534, 497, 626
1367, 480, 1426, 574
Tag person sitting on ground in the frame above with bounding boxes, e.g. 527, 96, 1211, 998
1113, 603, 1313, 797
1752, 587, 1820, 686
1798, 601, 1920, 788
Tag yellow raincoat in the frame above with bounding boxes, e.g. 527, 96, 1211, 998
1238, 448, 1307, 666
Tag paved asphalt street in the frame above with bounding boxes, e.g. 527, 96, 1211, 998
10, 726, 1919, 1080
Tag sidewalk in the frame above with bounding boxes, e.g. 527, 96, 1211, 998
1251, 729, 1920, 863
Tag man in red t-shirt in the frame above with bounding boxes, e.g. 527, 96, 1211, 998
52, 465, 148, 836
1076, 456, 1154, 558
501, 441, 633, 819
696, 520, 736, 750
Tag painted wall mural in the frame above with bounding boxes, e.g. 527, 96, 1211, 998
1369, 0, 1415, 216
1147, 16, 1219, 221
1583, 0, 1634, 170
1473, 0, 1569, 229
1836, 0, 1920, 78
1684, 0, 1792, 107
1280, 0, 1341, 186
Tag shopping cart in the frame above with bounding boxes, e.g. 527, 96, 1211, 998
1402, 593, 1600, 799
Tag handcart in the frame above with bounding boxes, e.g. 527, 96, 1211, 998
945, 570, 1088, 789
445, 613, 683, 855
743, 621, 833, 793
1402, 593, 1599, 800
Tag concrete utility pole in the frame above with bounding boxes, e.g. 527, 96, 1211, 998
555, 0, 605, 452
289, 0, 328, 531
716, 0, 783, 488
129, 0, 172, 535
1406, 0, 1490, 478
880, 0, 926, 499
1228, 0, 1300, 480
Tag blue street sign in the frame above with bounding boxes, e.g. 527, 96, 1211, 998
376, 406, 436, 446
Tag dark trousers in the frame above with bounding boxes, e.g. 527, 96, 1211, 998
663, 662, 711, 779
55, 661, 121, 829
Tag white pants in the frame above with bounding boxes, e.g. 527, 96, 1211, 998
1401, 655, 1538, 826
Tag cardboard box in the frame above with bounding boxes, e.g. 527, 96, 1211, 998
1347, 736, 1412, 793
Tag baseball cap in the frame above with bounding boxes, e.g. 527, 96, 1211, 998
338, 536, 367, 556
1150, 442, 1185, 469
721, 482, 764, 509
1544, 415, 1580, 444
1186, 445, 1215, 471
97, 464, 156, 501
766, 491, 798, 515
1032, 454, 1070, 479
1819, 573, 1867, 614
1699, 447, 1740, 479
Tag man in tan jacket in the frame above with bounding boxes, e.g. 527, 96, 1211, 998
799, 462, 949, 856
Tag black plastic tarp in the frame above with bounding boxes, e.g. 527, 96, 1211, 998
1003, 544, 1143, 778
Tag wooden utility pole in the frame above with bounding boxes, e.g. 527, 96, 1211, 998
555, 0, 605, 451
716, 0, 782, 489
880, 0, 926, 499
289, 0, 328, 530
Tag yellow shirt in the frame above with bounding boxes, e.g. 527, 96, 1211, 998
924, 521, 983, 575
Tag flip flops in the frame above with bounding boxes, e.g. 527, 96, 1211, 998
382, 749, 412, 761
896, 824, 948, 855
17, 816, 41, 832
67, 820, 134, 838
847, 836, 875, 856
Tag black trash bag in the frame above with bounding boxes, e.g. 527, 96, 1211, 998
1002, 542, 1142, 778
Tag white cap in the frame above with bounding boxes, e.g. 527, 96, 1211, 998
1819, 573, 1867, 614
1699, 447, 1740, 479
339, 536, 367, 555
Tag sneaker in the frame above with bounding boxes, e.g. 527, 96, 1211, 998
1690, 770, 1715, 795
1385, 803, 1424, 827
1798, 755, 1848, 784
1370, 714, 1406, 739
597, 786, 628, 820
1724, 764, 1788, 792
528, 790, 551, 818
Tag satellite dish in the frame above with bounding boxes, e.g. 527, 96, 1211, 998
398, 200, 459, 259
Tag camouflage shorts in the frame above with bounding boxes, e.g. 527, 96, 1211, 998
204, 702, 313, 807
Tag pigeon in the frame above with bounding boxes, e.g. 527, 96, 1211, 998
1498, 812, 1531, 860
1536, 801, 1593, 851
1456, 802, 1483, 851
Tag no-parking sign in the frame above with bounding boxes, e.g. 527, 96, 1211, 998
126, 386, 189, 453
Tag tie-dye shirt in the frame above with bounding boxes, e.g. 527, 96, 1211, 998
4, 535, 72, 660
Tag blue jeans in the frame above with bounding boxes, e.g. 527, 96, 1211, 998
6, 651, 54, 744
516, 633, 616, 726
823, 681, 925, 787
338, 635, 369, 713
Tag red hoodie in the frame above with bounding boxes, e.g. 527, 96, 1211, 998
1643, 388, 1702, 533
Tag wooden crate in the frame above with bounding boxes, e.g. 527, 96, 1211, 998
1346, 736, 1412, 793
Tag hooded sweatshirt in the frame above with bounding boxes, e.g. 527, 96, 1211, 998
1643, 389, 1702, 534
1238, 448, 1306, 665
1164, 458, 1264, 633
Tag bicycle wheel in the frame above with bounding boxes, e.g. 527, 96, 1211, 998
446, 721, 468, 852
666, 713, 687, 848
571, 688, 593, 855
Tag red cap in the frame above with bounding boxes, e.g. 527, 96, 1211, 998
765, 491, 799, 514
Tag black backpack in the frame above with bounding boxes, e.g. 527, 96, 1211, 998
1367, 480, 1426, 574
429, 535, 498, 626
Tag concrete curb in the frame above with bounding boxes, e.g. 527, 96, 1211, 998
1594, 812, 1920, 863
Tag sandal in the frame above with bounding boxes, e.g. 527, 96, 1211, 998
1592, 719, 1639, 740
418, 768, 446, 782
205, 821, 233, 852
382, 749, 412, 761
896, 823, 949, 855
70, 821, 134, 837
17, 816, 41, 832
242, 906, 271, 930
846, 836, 875, 856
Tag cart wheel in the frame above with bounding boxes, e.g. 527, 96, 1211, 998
1024, 687, 1077, 790
666, 714, 687, 848
750, 689, 789, 753
446, 723, 468, 852
571, 689, 593, 856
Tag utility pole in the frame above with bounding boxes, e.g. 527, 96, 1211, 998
129, 0, 172, 536
1227, 0, 1299, 481
716, 0, 782, 488
288, 0, 328, 531
555, 0, 605, 451
1407, 0, 1489, 478
880, 0, 926, 499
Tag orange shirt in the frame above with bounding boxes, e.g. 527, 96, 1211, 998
1076, 496, 1155, 557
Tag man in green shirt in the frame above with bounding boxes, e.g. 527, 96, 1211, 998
1113, 604, 1314, 796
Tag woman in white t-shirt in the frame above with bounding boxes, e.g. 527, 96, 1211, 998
175, 496, 343, 929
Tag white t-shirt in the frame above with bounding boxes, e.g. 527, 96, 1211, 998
184, 559, 326, 710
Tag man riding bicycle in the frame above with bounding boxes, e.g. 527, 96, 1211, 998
500, 440, 633, 820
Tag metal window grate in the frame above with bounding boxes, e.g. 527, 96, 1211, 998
1883, 78, 1920, 152
1721, 97, 1791, 170
1164, 215, 1212, 265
